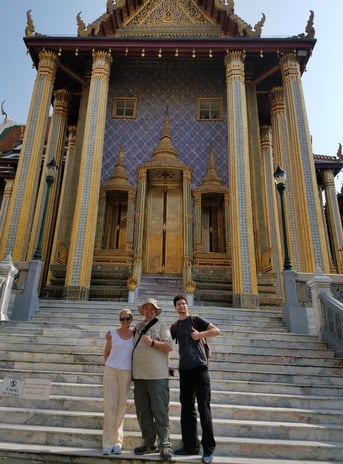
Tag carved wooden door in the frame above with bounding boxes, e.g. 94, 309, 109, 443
143, 185, 182, 274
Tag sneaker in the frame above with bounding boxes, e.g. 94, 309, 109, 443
112, 445, 122, 454
202, 453, 214, 463
134, 444, 158, 455
160, 447, 173, 461
174, 447, 199, 455
102, 448, 112, 455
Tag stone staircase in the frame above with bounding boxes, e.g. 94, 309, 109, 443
0, 299, 343, 463
136, 274, 185, 302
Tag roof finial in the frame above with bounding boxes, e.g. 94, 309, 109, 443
1, 101, 7, 122
107, 0, 114, 14
305, 10, 315, 38
77, 12, 92, 36
25, 10, 35, 37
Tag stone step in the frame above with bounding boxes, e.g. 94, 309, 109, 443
1, 407, 343, 442
0, 446, 338, 464
36, 300, 284, 319
0, 424, 342, 461
33, 305, 284, 318
0, 341, 338, 365
2, 390, 343, 416
1, 350, 342, 375
2, 299, 343, 461
0, 341, 334, 361
29, 318, 287, 332
0, 328, 327, 351
1, 359, 343, 387
3, 328, 311, 346
31, 318, 286, 332
2, 369, 343, 398
0, 384, 343, 417
46, 382, 343, 407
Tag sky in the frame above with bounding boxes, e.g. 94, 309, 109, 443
0, 1, 342, 184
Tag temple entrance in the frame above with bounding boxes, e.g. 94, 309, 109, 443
143, 183, 183, 274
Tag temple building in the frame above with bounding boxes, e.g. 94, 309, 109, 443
0, 0, 342, 308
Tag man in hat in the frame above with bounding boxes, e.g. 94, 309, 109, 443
133, 297, 173, 461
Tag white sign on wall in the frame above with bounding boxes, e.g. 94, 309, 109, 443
0, 378, 24, 398
0, 377, 51, 400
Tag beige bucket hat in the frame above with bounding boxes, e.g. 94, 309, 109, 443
138, 297, 162, 316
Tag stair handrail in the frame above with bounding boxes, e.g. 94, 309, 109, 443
319, 292, 343, 358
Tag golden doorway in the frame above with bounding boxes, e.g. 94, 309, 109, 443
143, 184, 183, 274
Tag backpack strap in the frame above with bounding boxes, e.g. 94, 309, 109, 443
133, 317, 158, 351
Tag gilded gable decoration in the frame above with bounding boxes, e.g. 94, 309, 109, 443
214, 0, 265, 37
115, 0, 223, 38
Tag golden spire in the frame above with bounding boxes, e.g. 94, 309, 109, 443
202, 147, 222, 187
153, 108, 177, 159
104, 144, 134, 190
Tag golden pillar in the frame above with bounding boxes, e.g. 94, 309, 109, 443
280, 53, 329, 272
130, 166, 147, 289
47, 126, 77, 280
0, 179, 14, 237
134, 167, 147, 267
183, 168, 193, 262
224, 192, 230, 255
183, 168, 194, 293
27, 89, 71, 260
270, 86, 300, 269
64, 51, 112, 300
0, 178, 14, 237
246, 82, 271, 272
193, 191, 202, 253
224, 51, 258, 308
0, 50, 58, 260
59, 78, 91, 257
322, 169, 343, 272
95, 191, 106, 250
260, 126, 283, 296
126, 190, 136, 252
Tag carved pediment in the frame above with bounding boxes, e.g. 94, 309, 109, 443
116, 0, 223, 38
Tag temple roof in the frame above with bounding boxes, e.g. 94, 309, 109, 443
75, 0, 266, 39
23, 2, 316, 128
0, 112, 25, 156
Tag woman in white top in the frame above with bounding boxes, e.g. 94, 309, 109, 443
102, 308, 134, 455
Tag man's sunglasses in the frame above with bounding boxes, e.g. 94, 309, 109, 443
120, 317, 132, 321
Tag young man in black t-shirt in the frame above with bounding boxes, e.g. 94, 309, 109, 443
170, 294, 220, 464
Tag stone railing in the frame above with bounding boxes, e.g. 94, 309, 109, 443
303, 268, 343, 358
319, 292, 343, 358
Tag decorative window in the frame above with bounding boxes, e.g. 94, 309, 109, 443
103, 192, 128, 250
197, 98, 223, 121
112, 97, 137, 119
201, 193, 225, 253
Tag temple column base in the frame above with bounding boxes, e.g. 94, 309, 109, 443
233, 293, 259, 309
64, 286, 89, 301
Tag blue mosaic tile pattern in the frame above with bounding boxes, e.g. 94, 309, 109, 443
103, 61, 228, 189
292, 80, 323, 268
70, 78, 102, 286
278, 112, 301, 269
6, 77, 46, 257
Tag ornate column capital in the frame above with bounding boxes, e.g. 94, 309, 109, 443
91, 50, 113, 80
